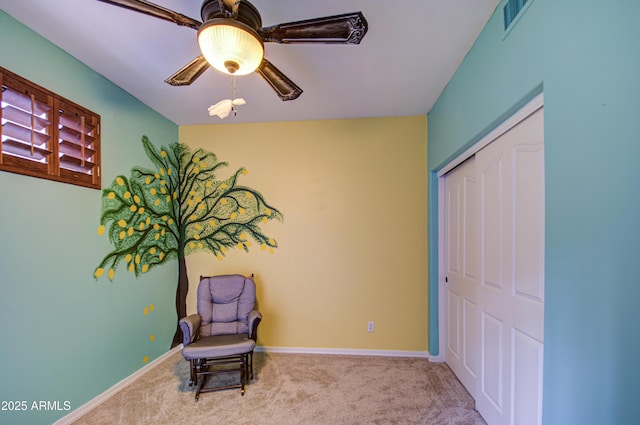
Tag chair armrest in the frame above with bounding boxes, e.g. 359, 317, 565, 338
248, 310, 262, 341
178, 314, 201, 347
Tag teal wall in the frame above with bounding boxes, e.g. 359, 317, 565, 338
427, 0, 640, 423
0, 11, 179, 425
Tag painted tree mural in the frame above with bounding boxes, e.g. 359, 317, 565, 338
94, 136, 282, 346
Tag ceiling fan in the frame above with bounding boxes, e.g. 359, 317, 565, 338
96, 0, 369, 101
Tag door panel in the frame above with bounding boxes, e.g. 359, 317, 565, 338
448, 290, 461, 358
475, 107, 545, 425
481, 311, 504, 413
444, 157, 479, 396
513, 147, 544, 300
480, 154, 503, 290
511, 327, 544, 425
463, 297, 479, 376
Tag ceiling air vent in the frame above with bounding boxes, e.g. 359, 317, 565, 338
504, 0, 528, 29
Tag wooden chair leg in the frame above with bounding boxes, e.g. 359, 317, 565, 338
189, 359, 197, 386
194, 358, 207, 402
240, 353, 246, 396
249, 351, 254, 380
246, 353, 250, 386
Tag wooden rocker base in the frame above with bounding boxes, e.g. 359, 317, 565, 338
190, 352, 253, 402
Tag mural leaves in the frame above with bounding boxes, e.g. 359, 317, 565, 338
94, 136, 282, 346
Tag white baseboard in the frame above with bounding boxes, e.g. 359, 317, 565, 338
255, 345, 430, 358
428, 353, 446, 363
53, 345, 183, 425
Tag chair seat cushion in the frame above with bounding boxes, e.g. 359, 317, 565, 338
182, 334, 256, 360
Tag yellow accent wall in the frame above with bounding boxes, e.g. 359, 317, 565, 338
179, 116, 428, 352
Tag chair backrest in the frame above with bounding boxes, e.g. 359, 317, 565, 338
197, 274, 256, 337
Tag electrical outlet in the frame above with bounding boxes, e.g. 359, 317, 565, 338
368, 321, 375, 332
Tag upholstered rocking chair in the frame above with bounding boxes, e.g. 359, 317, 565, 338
179, 274, 262, 401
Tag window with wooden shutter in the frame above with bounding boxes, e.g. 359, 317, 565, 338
0, 67, 101, 189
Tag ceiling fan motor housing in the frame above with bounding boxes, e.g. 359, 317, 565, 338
200, 0, 262, 30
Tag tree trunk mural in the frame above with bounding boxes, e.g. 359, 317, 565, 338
173, 256, 189, 347
94, 136, 282, 349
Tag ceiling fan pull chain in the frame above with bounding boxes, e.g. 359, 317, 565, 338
231, 76, 238, 116
231, 75, 236, 100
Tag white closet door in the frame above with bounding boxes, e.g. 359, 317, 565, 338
444, 157, 480, 396
475, 107, 545, 425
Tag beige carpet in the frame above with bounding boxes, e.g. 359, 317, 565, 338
71, 351, 486, 425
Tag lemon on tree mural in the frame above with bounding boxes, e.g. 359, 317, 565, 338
94, 136, 282, 347
142, 303, 156, 364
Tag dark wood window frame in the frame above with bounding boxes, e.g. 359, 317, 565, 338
0, 67, 101, 189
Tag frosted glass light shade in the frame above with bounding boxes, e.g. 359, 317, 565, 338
197, 20, 264, 76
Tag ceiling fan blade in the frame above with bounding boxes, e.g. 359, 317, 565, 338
165, 55, 210, 86
96, 0, 201, 29
260, 12, 368, 44
256, 59, 303, 101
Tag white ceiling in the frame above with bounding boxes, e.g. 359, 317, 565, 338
0, 0, 499, 126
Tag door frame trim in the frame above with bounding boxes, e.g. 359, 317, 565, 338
432, 93, 544, 362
